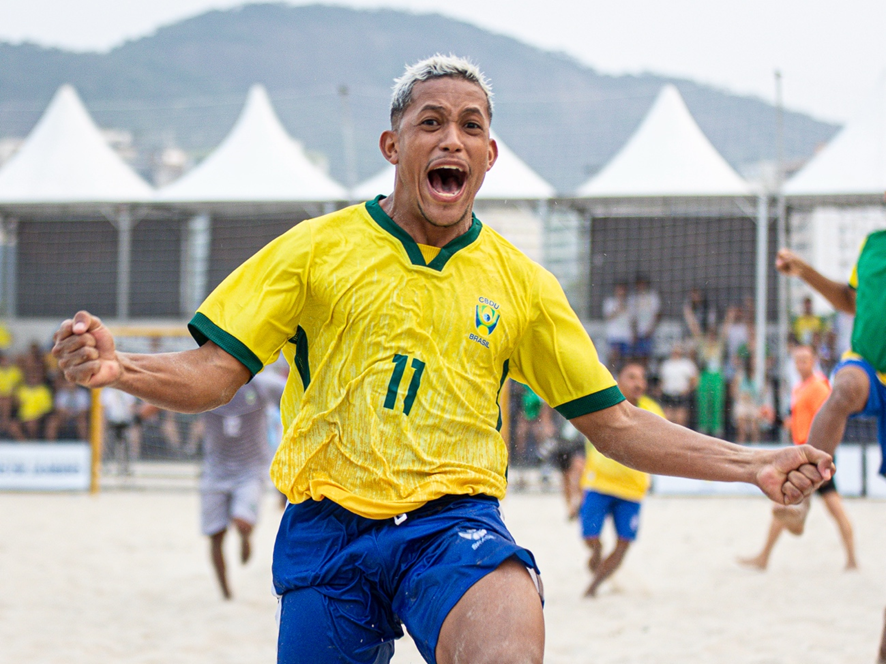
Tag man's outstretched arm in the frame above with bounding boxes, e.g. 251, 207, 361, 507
570, 401, 834, 505
775, 248, 856, 314
53, 311, 250, 414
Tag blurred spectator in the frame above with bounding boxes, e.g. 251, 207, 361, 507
514, 385, 556, 464
0, 350, 23, 436
101, 387, 140, 475
46, 376, 90, 441
683, 287, 717, 336
603, 281, 632, 369
724, 306, 750, 377
816, 329, 838, 375
20, 341, 53, 382
731, 355, 760, 443
9, 368, 53, 440
688, 316, 726, 438
0, 321, 13, 350
792, 296, 825, 345
629, 275, 660, 365
658, 342, 698, 427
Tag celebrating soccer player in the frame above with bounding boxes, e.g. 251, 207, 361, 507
53, 55, 834, 664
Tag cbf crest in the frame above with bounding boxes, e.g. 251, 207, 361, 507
474, 297, 501, 336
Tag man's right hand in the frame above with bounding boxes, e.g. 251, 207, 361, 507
52, 311, 122, 388
774, 248, 808, 277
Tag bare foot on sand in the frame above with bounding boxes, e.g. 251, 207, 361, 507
737, 555, 767, 570
773, 501, 809, 536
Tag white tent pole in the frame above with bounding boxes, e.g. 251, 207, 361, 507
116, 207, 133, 321
0, 216, 16, 318
180, 211, 212, 316
755, 194, 769, 402
775, 71, 790, 442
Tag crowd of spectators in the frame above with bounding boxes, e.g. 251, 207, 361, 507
0, 340, 91, 442
3, 290, 843, 454
600, 281, 842, 445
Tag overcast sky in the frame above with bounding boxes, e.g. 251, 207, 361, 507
2, 0, 884, 124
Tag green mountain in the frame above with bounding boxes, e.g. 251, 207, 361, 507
0, 3, 837, 192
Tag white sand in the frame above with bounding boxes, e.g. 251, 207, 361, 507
1, 488, 883, 663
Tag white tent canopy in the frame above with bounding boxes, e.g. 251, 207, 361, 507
156, 84, 347, 204
785, 73, 886, 198
352, 130, 555, 201
0, 85, 153, 204
575, 84, 751, 198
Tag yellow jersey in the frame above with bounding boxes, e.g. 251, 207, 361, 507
0, 365, 23, 397
191, 197, 622, 519
16, 384, 53, 422
581, 395, 664, 502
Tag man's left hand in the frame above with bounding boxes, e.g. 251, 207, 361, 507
755, 444, 834, 505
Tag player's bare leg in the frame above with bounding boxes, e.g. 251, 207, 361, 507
585, 539, 631, 598
436, 558, 544, 664
806, 365, 870, 456
820, 491, 857, 570
233, 517, 253, 564
209, 530, 231, 599
585, 537, 602, 572
738, 516, 786, 570
563, 455, 584, 520
777, 366, 870, 538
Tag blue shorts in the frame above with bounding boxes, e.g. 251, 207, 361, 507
272, 494, 539, 664
834, 356, 886, 475
580, 489, 642, 541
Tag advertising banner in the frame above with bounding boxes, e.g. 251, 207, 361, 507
0, 442, 91, 491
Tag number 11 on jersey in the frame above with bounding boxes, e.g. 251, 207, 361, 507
384, 354, 425, 415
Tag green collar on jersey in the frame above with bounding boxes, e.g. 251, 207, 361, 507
365, 195, 483, 272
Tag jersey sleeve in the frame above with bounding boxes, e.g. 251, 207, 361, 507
509, 268, 623, 419
848, 236, 868, 289
189, 221, 314, 377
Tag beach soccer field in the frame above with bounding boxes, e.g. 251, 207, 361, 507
1, 489, 883, 663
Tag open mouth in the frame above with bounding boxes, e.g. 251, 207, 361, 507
427, 166, 467, 197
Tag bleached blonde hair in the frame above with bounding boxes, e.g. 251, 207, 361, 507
390, 54, 494, 129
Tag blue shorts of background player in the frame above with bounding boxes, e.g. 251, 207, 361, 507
273, 494, 541, 664
580, 489, 642, 541
833, 356, 886, 475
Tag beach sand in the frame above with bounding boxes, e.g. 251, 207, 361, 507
1, 487, 883, 663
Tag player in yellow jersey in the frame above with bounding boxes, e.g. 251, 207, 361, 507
579, 362, 662, 597
0, 350, 23, 435
53, 55, 833, 664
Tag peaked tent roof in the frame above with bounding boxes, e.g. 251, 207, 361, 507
157, 84, 346, 204
352, 130, 555, 201
0, 84, 153, 204
575, 84, 751, 198
785, 73, 886, 199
